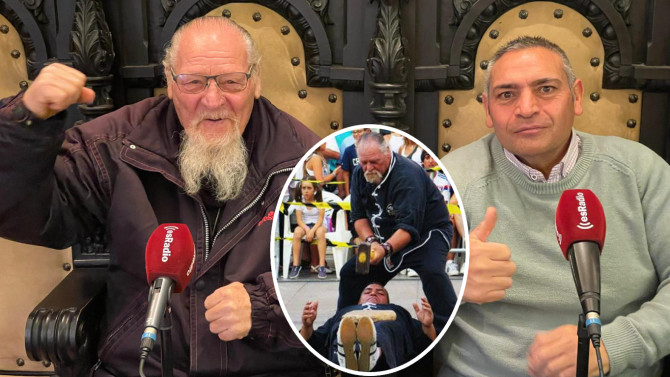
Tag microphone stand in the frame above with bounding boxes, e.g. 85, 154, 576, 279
159, 305, 174, 377
576, 313, 589, 377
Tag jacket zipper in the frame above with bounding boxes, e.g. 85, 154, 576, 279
198, 204, 211, 260
90, 359, 102, 377
200, 167, 293, 261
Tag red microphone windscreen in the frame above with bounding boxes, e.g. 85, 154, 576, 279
555, 189, 606, 260
145, 224, 196, 293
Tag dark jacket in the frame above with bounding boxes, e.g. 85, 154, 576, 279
0, 94, 322, 376
350, 152, 452, 244
307, 303, 431, 369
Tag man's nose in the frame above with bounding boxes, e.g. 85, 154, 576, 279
515, 88, 538, 118
201, 79, 227, 107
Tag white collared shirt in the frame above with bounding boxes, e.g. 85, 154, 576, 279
503, 131, 582, 183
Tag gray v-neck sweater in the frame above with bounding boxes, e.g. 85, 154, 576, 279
438, 131, 670, 376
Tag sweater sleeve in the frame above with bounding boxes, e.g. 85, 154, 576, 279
244, 271, 304, 350
602, 147, 670, 374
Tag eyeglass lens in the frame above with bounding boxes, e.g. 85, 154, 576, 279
176, 72, 248, 93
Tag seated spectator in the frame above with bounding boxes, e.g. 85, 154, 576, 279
421, 151, 454, 202
300, 283, 436, 371
289, 177, 329, 279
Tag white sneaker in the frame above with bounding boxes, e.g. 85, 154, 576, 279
312, 265, 334, 274
406, 268, 418, 277
447, 262, 460, 276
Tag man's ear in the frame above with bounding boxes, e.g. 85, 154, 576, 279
482, 93, 493, 128
253, 66, 262, 99
572, 78, 584, 116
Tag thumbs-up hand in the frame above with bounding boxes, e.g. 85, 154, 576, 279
22, 63, 95, 120
464, 207, 517, 304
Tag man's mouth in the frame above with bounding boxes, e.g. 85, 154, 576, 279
195, 110, 235, 126
197, 117, 235, 130
364, 172, 382, 184
203, 117, 225, 123
515, 125, 546, 134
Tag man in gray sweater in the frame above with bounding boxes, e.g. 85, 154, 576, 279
439, 36, 670, 376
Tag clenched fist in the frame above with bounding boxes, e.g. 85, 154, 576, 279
527, 324, 610, 377
23, 63, 95, 119
204, 282, 252, 341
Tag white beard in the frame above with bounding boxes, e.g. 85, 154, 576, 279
178, 116, 248, 202
364, 170, 383, 184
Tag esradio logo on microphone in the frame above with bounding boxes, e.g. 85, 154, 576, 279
162, 225, 178, 262
575, 192, 594, 230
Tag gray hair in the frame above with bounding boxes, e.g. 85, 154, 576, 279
162, 16, 261, 76
356, 132, 390, 154
484, 36, 576, 97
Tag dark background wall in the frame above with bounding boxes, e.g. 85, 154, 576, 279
1, 0, 668, 161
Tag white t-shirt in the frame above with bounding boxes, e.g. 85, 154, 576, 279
297, 204, 320, 225
389, 134, 405, 153
398, 143, 424, 165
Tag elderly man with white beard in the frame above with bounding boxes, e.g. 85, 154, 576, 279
0, 16, 323, 377
337, 132, 458, 332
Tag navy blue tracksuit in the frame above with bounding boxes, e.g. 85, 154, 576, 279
338, 153, 457, 330
308, 303, 431, 370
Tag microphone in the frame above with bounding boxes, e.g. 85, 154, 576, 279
555, 189, 606, 340
140, 224, 196, 358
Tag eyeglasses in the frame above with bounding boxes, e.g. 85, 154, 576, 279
170, 65, 254, 94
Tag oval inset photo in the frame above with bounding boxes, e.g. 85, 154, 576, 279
270, 125, 468, 375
